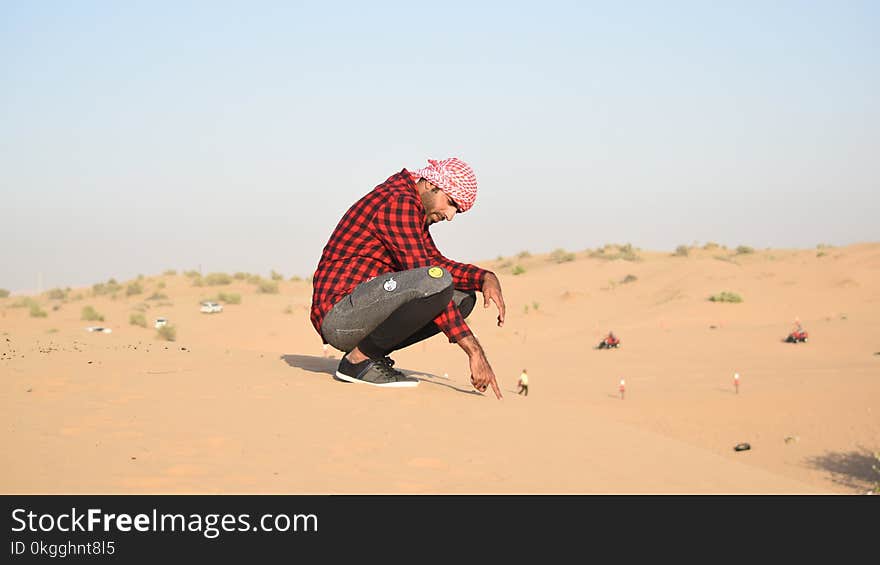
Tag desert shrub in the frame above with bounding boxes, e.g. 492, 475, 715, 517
146, 292, 168, 301
496, 255, 505, 261
257, 280, 279, 294
283, 305, 294, 314
81, 305, 105, 321
305, 276, 313, 283
92, 278, 122, 296
72, 293, 84, 301
817, 251, 827, 258
156, 325, 177, 342
133, 303, 150, 312
270, 270, 284, 281
204, 272, 232, 286
29, 303, 48, 318
192, 277, 204, 287
517, 250, 531, 259
549, 248, 576, 263
621, 274, 638, 284
618, 243, 640, 261
497, 260, 513, 269
0, 289, 9, 298
157, 281, 166, 289
157, 301, 174, 307
47, 328, 59, 334
11, 297, 38, 308
246, 274, 263, 284
183, 270, 201, 278
523, 304, 529, 314
46, 288, 68, 300
233, 272, 248, 280
532, 301, 540, 311
512, 265, 526, 275
673, 245, 689, 257
129, 313, 147, 328
289, 275, 302, 282
163, 269, 177, 276
589, 248, 608, 259
703, 242, 719, 250
52, 304, 61, 311
708, 291, 743, 303
216, 292, 241, 304
126, 282, 144, 296
735, 245, 754, 255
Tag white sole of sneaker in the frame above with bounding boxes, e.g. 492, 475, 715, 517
335, 371, 419, 388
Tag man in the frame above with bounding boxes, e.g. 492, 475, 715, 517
310, 158, 506, 398
517, 369, 529, 396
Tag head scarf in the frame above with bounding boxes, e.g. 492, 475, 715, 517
411, 157, 478, 213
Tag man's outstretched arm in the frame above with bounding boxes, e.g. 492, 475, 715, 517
457, 334, 502, 400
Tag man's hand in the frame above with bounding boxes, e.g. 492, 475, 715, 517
458, 335, 502, 399
482, 272, 506, 327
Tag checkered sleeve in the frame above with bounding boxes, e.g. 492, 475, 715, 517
373, 194, 481, 343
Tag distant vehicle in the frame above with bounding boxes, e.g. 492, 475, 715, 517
597, 332, 621, 349
200, 302, 223, 314
86, 326, 112, 333
785, 329, 808, 343
154, 318, 168, 329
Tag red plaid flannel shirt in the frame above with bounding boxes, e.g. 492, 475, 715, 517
311, 169, 490, 345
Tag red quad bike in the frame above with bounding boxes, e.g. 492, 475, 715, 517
597, 335, 621, 349
785, 329, 809, 343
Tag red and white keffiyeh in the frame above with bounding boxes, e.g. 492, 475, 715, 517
411, 157, 478, 213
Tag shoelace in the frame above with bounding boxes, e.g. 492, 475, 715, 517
373, 357, 404, 379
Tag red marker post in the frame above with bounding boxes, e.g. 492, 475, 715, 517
619, 378, 625, 400
734, 372, 740, 394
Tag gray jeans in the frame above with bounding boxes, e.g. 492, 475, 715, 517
321, 266, 476, 357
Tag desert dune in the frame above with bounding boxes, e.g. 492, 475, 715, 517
2, 243, 878, 494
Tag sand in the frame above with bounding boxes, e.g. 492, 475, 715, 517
2, 244, 878, 494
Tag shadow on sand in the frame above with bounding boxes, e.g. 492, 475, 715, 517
279, 354, 480, 396
804, 446, 879, 493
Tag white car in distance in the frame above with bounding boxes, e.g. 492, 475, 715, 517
154, 318, 168, 329
200, 302, 223, 314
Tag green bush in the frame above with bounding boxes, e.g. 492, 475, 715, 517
532, 301, 540, 311
81, 305, 105, 321
233, 272, 248, 280
270, 270, 284, 281
11, 297, 38, 308
156, 325, 177, 342
92, 278, 122, 296
512, 265, 526, 275
257, 280, 279, 294
673, 245, 689, 257
126, 282, 143, 296
129, 313, 147, 327
703, 242, 720, 250
708, 291, 743, 303
549, 248, 576, 263
517, 250, 531, 259
0, 289, 9, 298
246, 274, 263, 284
735, 245, 754, 255
29, 303, 48, 318
204, 272, 232, 286
215, 292, 241, 304
184, 270, 201, 278
46, 288, 68, 300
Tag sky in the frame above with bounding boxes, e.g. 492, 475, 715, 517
1, 1, 878, 293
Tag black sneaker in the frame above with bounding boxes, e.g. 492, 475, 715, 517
335, 356, 419, 388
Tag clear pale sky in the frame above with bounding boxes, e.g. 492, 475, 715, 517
2, 1, 878, 293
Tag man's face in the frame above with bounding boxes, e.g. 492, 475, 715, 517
421, 182, 459, 226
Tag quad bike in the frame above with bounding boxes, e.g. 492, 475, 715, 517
785, 329, 809, 343
597, 335, 621, 349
